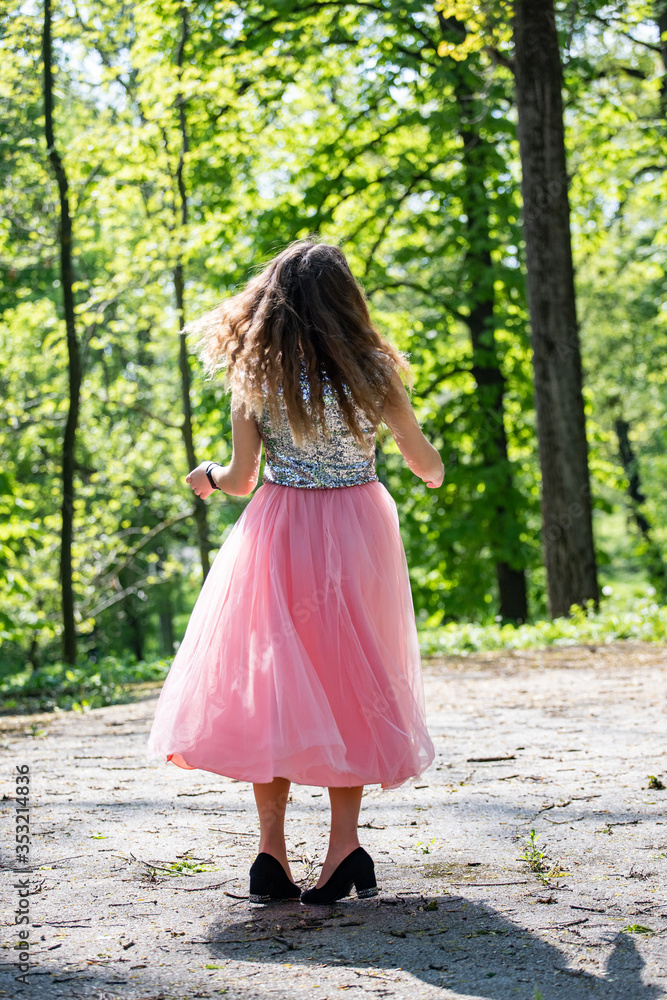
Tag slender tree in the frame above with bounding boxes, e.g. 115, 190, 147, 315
438, 10, 528, 621
614, 417, 667, 599
513, 0, 599, 618
174, 5, 210, 580
42, 0, 81, 662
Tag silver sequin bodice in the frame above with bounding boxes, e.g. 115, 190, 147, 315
257, 380, 378, 490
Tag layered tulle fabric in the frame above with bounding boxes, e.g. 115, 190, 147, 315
147, 481, 434, 789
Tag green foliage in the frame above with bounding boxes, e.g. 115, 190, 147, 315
419, 595, 667, 655
0, 655, 170, 714
0, 0, 665, 667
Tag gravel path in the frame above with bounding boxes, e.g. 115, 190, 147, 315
1, 640, 666, 1000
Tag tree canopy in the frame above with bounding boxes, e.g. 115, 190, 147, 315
1, 0, 665, 671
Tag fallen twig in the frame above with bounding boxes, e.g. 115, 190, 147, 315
449, 880, 529, 887
542, 917, 589, 929
171, 881, 235, 892
466, 755, 516, 762
207, 828, 257, 837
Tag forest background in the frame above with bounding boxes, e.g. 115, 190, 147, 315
1, 0, 666, 706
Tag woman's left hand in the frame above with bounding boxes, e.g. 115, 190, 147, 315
185, 463, 215, 499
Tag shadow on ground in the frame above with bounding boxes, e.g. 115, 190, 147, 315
206, 895, 659, 1000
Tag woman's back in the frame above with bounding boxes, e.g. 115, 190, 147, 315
257, 372, 381, 490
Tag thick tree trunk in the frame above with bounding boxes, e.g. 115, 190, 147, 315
175, 7, 210, 580
439, 13, 528, 622
614, 417, 667, 598
513, 0, 599, 618
43, 0, 81, 663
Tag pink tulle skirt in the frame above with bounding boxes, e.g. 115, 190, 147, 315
147, 481, 434, 789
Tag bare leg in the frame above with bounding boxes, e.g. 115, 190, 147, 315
316, 785, 363, 887
253, 778, 296, 882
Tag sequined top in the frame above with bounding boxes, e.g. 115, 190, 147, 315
257, 375, 381, 490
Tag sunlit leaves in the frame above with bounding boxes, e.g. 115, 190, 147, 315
0, 0, 665, 667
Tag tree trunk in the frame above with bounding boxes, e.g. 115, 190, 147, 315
156, 559, 175, 655
174, 6, 210, 580
118, 567, 145, 662
460, 132, 528, 623
439, 13, 529, 622
513, 0, 599, 618
27, 634, 41, 674
614, 417, 667, 598
43, 0, 82, 663
656, 1, 667, 117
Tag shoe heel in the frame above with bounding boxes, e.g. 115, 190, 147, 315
354, 861, 378, 899
356, 885, 378, 899
248, 853, 301, 903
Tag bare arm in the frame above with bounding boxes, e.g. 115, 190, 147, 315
382, 371, 444, 489
185, 399, 262, 499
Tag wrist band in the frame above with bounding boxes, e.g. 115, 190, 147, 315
205, 462, 221, 490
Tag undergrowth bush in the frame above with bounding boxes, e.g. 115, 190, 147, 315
419, 597, 667, 657
2, 597, 665, 714
0, 656, 170, 714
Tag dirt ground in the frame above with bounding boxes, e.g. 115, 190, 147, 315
1, 640, 666, 1000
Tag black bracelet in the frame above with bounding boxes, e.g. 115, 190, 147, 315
205, 462, 221, 490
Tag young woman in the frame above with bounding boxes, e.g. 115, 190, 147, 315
148, 239, 443, 905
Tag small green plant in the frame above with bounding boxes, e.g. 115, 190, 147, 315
165, 857, 214, 876
647, 775, 665, 790
134, 850, 215, 881
522, 829, 547, 874
534, 989, 544, 1000
622, 924, 654, 935
415, 837, 436, 855
520, 830, 569, 886
146, 851, 215, 878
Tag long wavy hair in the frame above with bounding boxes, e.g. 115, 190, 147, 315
190, 239, 413, 447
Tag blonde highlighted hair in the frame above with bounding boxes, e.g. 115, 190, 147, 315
190, 239, 413, 446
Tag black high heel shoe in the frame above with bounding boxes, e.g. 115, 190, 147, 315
249, 853, 301, 903
300, 847, 378, 905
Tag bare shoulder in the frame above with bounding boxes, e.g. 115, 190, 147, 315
230, 389, 262, 436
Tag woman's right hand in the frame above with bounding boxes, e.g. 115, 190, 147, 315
185, 463, 216, 499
